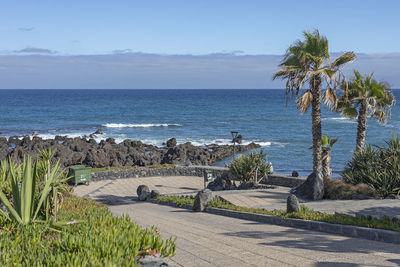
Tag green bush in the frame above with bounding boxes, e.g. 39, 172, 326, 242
343, 134, 400, 198
0, 152, 71, 225
0, 194, 176, 266
229, 150, 271, 183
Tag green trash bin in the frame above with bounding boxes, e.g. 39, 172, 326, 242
68, 165, 92, 186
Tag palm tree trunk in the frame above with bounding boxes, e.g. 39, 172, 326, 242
322, 148, 331, 180
311, 75, 322, 173
356, 99, 368, 152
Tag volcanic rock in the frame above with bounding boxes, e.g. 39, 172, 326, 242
193, 189, 213, 212
287, 194, 300, 213
291, 172, 324, 201
137, 185, 150, 197
166, 138, 177, 147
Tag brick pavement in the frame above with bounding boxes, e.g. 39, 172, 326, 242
111, 201, 400, 266
73, 176, 400, 266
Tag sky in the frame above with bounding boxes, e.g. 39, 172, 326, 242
0, 0, 399, 89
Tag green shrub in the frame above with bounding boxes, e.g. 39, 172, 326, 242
0, 151, 71, 225
229, 150, 271, 183
343, 134, 400, 198
157, 195, 195, 207
0, 194, 176, 266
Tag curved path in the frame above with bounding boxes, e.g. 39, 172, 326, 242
74, 177, 400, 266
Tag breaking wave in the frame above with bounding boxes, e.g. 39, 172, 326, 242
102, 123, 182, 128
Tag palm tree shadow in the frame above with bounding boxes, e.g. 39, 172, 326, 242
223, 228, 400, 255
354, 205, 400, 220
91, 194, 137, 206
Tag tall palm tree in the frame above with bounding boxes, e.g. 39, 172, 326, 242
273, 30, 356, 174
337, 70, 395, 152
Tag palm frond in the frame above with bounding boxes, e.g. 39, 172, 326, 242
342, 107, 358, 118
331, 52, 357, 69
323, 87, 337, 110
372, 109, 387, 124
296, 90, 313, 113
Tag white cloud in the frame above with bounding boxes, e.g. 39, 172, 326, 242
0, 52, 398, 89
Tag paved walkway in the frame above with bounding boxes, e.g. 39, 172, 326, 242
74, 176, 204, 201
106, 199, 400, 266
75, 176, 400, 219
73, 176, 400, 266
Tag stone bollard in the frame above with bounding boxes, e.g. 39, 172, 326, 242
287, 194, 300, 213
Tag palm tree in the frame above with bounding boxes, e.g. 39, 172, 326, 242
273, 30, 356, 174
321, 135, 337, 180
337, 70, 395, 152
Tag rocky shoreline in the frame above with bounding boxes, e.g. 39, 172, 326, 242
0, 135, 260, 168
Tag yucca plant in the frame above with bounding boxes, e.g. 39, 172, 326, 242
230, 150, 271, 183
321, 135, 337, 180
0, 156, 61, 225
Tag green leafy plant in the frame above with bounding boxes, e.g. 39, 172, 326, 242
229, 150, 271, 183
343, 134, 400, 197
0, 155, 68, 225
36, 149, 71, 220
0, 194, 176, 265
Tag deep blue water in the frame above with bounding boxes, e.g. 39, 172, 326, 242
0, 89, 399, 176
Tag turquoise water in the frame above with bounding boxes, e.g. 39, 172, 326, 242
0, 89, 399, 176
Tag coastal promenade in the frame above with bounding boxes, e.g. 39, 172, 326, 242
74, 176, 400, 266
74, 176, 400, 220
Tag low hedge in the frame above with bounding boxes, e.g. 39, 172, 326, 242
0, 194, 176, 266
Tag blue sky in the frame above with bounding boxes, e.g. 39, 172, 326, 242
2, 0, 400, 55
0, 0, 399, 88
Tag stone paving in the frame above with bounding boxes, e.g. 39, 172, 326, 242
73, 176, 204, 200
104, 199, 400, 266
220, 189, 400, 220
74, 176, 400, 220
73, 175, 400, 266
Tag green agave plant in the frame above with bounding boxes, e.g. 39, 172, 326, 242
0, 156, 63, 225
37, 149, 71, 220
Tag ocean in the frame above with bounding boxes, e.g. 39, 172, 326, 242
0, 89, 399, 176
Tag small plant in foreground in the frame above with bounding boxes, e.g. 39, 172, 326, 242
0, 194, 176, 266
0, 156, 56, 225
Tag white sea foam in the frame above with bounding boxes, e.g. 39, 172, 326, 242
103, 123, 182, 128
322, 117, 357, 124
30, 133, 274, 148
181, 138, 272, 147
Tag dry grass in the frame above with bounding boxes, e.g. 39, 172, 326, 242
324, 178, 377, 200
